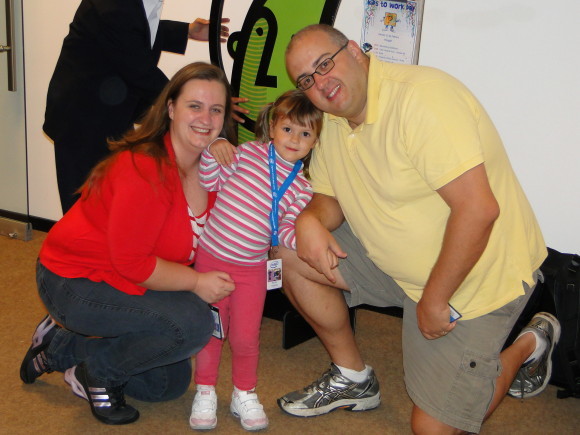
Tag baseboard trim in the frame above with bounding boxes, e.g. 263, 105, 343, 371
0, 209, 56, 236
0, 215, 32, 241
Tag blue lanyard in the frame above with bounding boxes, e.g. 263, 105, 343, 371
269, 143, 302, 247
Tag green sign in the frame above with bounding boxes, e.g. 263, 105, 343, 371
209, 0, 341, 143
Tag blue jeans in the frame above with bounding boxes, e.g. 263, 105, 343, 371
36, 261, 213, 402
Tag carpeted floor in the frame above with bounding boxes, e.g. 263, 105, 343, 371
1, 231, 578, 434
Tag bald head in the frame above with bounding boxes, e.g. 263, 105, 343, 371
284, 25, 370, 127
286, 24, 349, 57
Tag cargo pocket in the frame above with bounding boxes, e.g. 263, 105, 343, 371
447, 349, 501, 421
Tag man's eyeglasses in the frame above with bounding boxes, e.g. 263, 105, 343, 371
296, 42, 348, 91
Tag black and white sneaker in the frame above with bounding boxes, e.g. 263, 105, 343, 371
20, 314, 59, 384
64, 363, 139, 425
277, 363, 380, 417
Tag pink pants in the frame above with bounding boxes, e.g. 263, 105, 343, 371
193, 246, 266, 391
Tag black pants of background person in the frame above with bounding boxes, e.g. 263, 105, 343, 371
53, 125, 126, 214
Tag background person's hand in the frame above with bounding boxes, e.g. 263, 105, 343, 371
231, 97, 250, 123
188, 17, 230, 42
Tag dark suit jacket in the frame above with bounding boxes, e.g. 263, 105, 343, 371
43, 0, 189, 142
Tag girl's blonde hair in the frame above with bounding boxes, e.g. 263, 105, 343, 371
254, 90, 323, 178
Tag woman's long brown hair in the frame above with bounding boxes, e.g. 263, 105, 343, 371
81, 62, 237, 197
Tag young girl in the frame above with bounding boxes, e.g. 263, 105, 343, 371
189, 90, 323, 431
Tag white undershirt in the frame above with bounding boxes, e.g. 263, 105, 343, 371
142, 0, 164, 48
188, 206, 210, 262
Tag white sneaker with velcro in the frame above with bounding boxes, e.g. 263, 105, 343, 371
230, 389, 269, 431
190, 385, 218, 430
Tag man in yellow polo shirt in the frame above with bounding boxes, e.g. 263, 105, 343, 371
276, 24, 559, 433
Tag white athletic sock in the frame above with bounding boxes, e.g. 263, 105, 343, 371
197, 384, 215, 391
335, 364, 370, 383
519, 330, 547, 365
233, 385, 255, 393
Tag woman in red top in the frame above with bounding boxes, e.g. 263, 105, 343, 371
19, 63, 237, 425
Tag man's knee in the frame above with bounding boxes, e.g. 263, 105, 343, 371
275, 246, 304, 298
275, 246, 302, 274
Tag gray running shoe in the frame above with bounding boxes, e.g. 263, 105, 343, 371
508, 312, 561, 399
277, 363, 380, 417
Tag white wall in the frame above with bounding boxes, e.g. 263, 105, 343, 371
417, 1, 580, 253
23, 0, 77, 221
0, 0, 27, 214
24, 1, 580, 252
335, 0, 580, 253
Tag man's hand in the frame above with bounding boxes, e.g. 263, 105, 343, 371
295, 214, 347, 283
416, 296, 456, 339
189, 17, 230, 42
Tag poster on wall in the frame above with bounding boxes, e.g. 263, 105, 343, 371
361, 0, 424, 64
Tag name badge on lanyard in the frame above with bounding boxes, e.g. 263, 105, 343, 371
266, 143, 302, 290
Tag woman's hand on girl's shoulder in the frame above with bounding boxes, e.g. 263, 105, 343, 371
209, 139, 237, 167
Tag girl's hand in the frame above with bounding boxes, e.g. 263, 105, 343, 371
193, 271, 235, 303
210, 139, 237, 166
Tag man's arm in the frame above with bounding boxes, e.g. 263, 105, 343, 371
294, 193, 347, 282
417, 163, 500, 339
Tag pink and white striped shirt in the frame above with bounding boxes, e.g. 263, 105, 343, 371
198, 141, 312, 266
